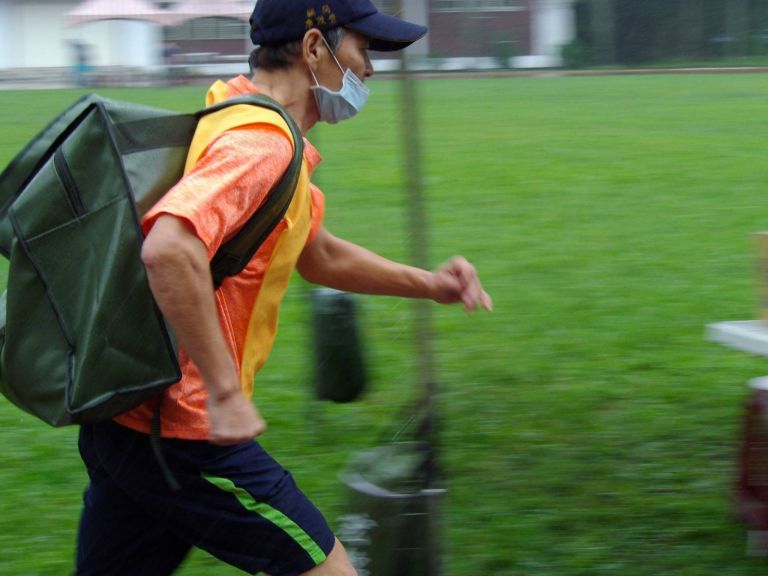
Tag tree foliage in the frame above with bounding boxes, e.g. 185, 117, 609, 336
574, 0, 768, 65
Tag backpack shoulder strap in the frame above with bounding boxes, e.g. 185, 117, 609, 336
186, 93, 300, 173
184, 91, 304, 287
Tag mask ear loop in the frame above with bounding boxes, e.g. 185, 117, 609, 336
309, 35, 346, 90
309, 66, 321, 87
321, 35, 346, 76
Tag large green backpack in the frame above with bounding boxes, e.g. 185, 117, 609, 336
0, 92, 303, 427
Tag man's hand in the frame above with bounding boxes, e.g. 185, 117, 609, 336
207, 389, 267, 445
430, 256, 493, 313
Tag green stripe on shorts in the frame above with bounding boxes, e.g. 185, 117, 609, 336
201, 473, 328, 565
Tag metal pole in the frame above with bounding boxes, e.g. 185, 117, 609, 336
395, 3, 443, 575
396, 2, 436, 420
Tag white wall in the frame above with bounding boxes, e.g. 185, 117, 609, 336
0, 0, 14, 68
78, 19, 161, 68
0, 0, 161, 70
20, 1, 85, 67
402, 0, 429, 56
528, 0, 576, 67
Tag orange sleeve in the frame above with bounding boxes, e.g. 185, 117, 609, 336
141, 124, 293, 260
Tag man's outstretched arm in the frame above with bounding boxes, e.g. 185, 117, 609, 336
296, 226, 492, 312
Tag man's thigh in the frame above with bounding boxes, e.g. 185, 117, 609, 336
84, 420, 336, 576
76, 425, 191, 575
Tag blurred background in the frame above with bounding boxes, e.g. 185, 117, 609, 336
1, 0, 767, 88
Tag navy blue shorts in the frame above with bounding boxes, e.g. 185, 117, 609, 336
75, 420, 335, 576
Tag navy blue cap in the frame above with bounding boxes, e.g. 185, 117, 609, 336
250, 0, 428, 52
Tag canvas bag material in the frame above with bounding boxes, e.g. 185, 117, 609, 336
0, 92, 303, 427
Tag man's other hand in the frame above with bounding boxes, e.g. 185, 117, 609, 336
430, 256, 493, 313
208, 390, 267, 445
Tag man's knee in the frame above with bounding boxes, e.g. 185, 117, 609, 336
301, 538, 357, 576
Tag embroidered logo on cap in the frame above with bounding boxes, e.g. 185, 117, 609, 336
306, 5, 337, 30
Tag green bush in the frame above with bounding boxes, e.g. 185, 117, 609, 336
561, 40, 591, 69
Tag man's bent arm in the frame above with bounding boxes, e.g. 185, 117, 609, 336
141, 215, 265, 444
297, 226, 492, 312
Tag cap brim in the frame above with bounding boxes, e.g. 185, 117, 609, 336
345, 12, 427, 52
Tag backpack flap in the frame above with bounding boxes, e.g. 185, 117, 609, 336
0, 94, 102, 257
1, 102, 181, 426
0, 94, 198, 257
105, 99, 198, 217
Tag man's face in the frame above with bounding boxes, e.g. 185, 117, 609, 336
319, 30, 373, 90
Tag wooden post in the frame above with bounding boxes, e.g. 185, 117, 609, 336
394, 3, 442, 575
394, 0, 436, 424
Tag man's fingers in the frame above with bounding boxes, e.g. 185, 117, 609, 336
449, 257, 492, 312
432, 256, 491, 312
207, 392, 267, 445
209, 421, 266, 445
480, 289, 493, 311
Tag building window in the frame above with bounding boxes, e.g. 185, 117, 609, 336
432, 0, 523, 12
166, 17, 248, 41
371, 0, 396, 14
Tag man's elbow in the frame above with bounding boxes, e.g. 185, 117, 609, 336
296, 229, 332, 284
141, 217, 208, 278
141, 234, 163, 271
141, 230, 181, 274
296, 252, 321, 284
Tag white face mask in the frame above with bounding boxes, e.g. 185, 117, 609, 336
310, 38, 370, 124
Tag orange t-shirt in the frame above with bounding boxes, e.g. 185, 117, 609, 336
114, 76, 325, 439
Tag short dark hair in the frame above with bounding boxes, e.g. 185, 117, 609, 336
249, 27, 347, 72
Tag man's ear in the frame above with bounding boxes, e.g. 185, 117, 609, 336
303, 29, 325, 72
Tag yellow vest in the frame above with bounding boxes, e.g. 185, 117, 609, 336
187, 81, 314, 395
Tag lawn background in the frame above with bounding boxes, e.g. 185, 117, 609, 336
1, 72, 768, 574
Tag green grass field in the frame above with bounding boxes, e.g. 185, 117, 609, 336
1, 72, 768, 575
